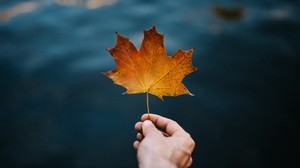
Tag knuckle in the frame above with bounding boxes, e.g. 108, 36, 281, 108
184, 133, 195, 150
186, 157, 193, 168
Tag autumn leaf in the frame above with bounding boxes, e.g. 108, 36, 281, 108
103, 26, 197, 113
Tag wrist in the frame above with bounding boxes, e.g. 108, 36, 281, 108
139, 154, 177, 168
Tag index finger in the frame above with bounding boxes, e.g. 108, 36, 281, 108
141, 113, 186, 136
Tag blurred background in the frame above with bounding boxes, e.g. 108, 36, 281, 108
0, 0, 299, 167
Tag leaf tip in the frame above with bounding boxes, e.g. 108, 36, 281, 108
151, 24, 156, 31
101, 71, 107, 76
101, 71, 112, 78
189, 90, 195, 96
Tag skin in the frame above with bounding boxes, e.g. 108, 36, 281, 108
133, 114, 195, 168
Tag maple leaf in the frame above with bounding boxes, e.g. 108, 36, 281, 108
103, 26, 197, 113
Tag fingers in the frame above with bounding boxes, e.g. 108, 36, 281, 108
133, 121, 158, 150
133, 141, 140, 149
141, 113, 185, 136
133, 131, 144, 150
133, 121, 143, 150
136, 132, 143, 141
134, 121, 143, 133
141, 120, 159, 136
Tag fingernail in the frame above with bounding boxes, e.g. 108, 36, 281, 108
143, 120, 152, 126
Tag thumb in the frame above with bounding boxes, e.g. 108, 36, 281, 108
142, 120, 158, 136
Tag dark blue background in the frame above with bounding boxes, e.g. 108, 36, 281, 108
1, 0, 299, 167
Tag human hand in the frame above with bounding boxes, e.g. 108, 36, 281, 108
133, 114, 195, 168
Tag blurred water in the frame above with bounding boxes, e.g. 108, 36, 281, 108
1, 0, 300, 167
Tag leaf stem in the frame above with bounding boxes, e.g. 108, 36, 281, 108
146, 92, 150, 119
